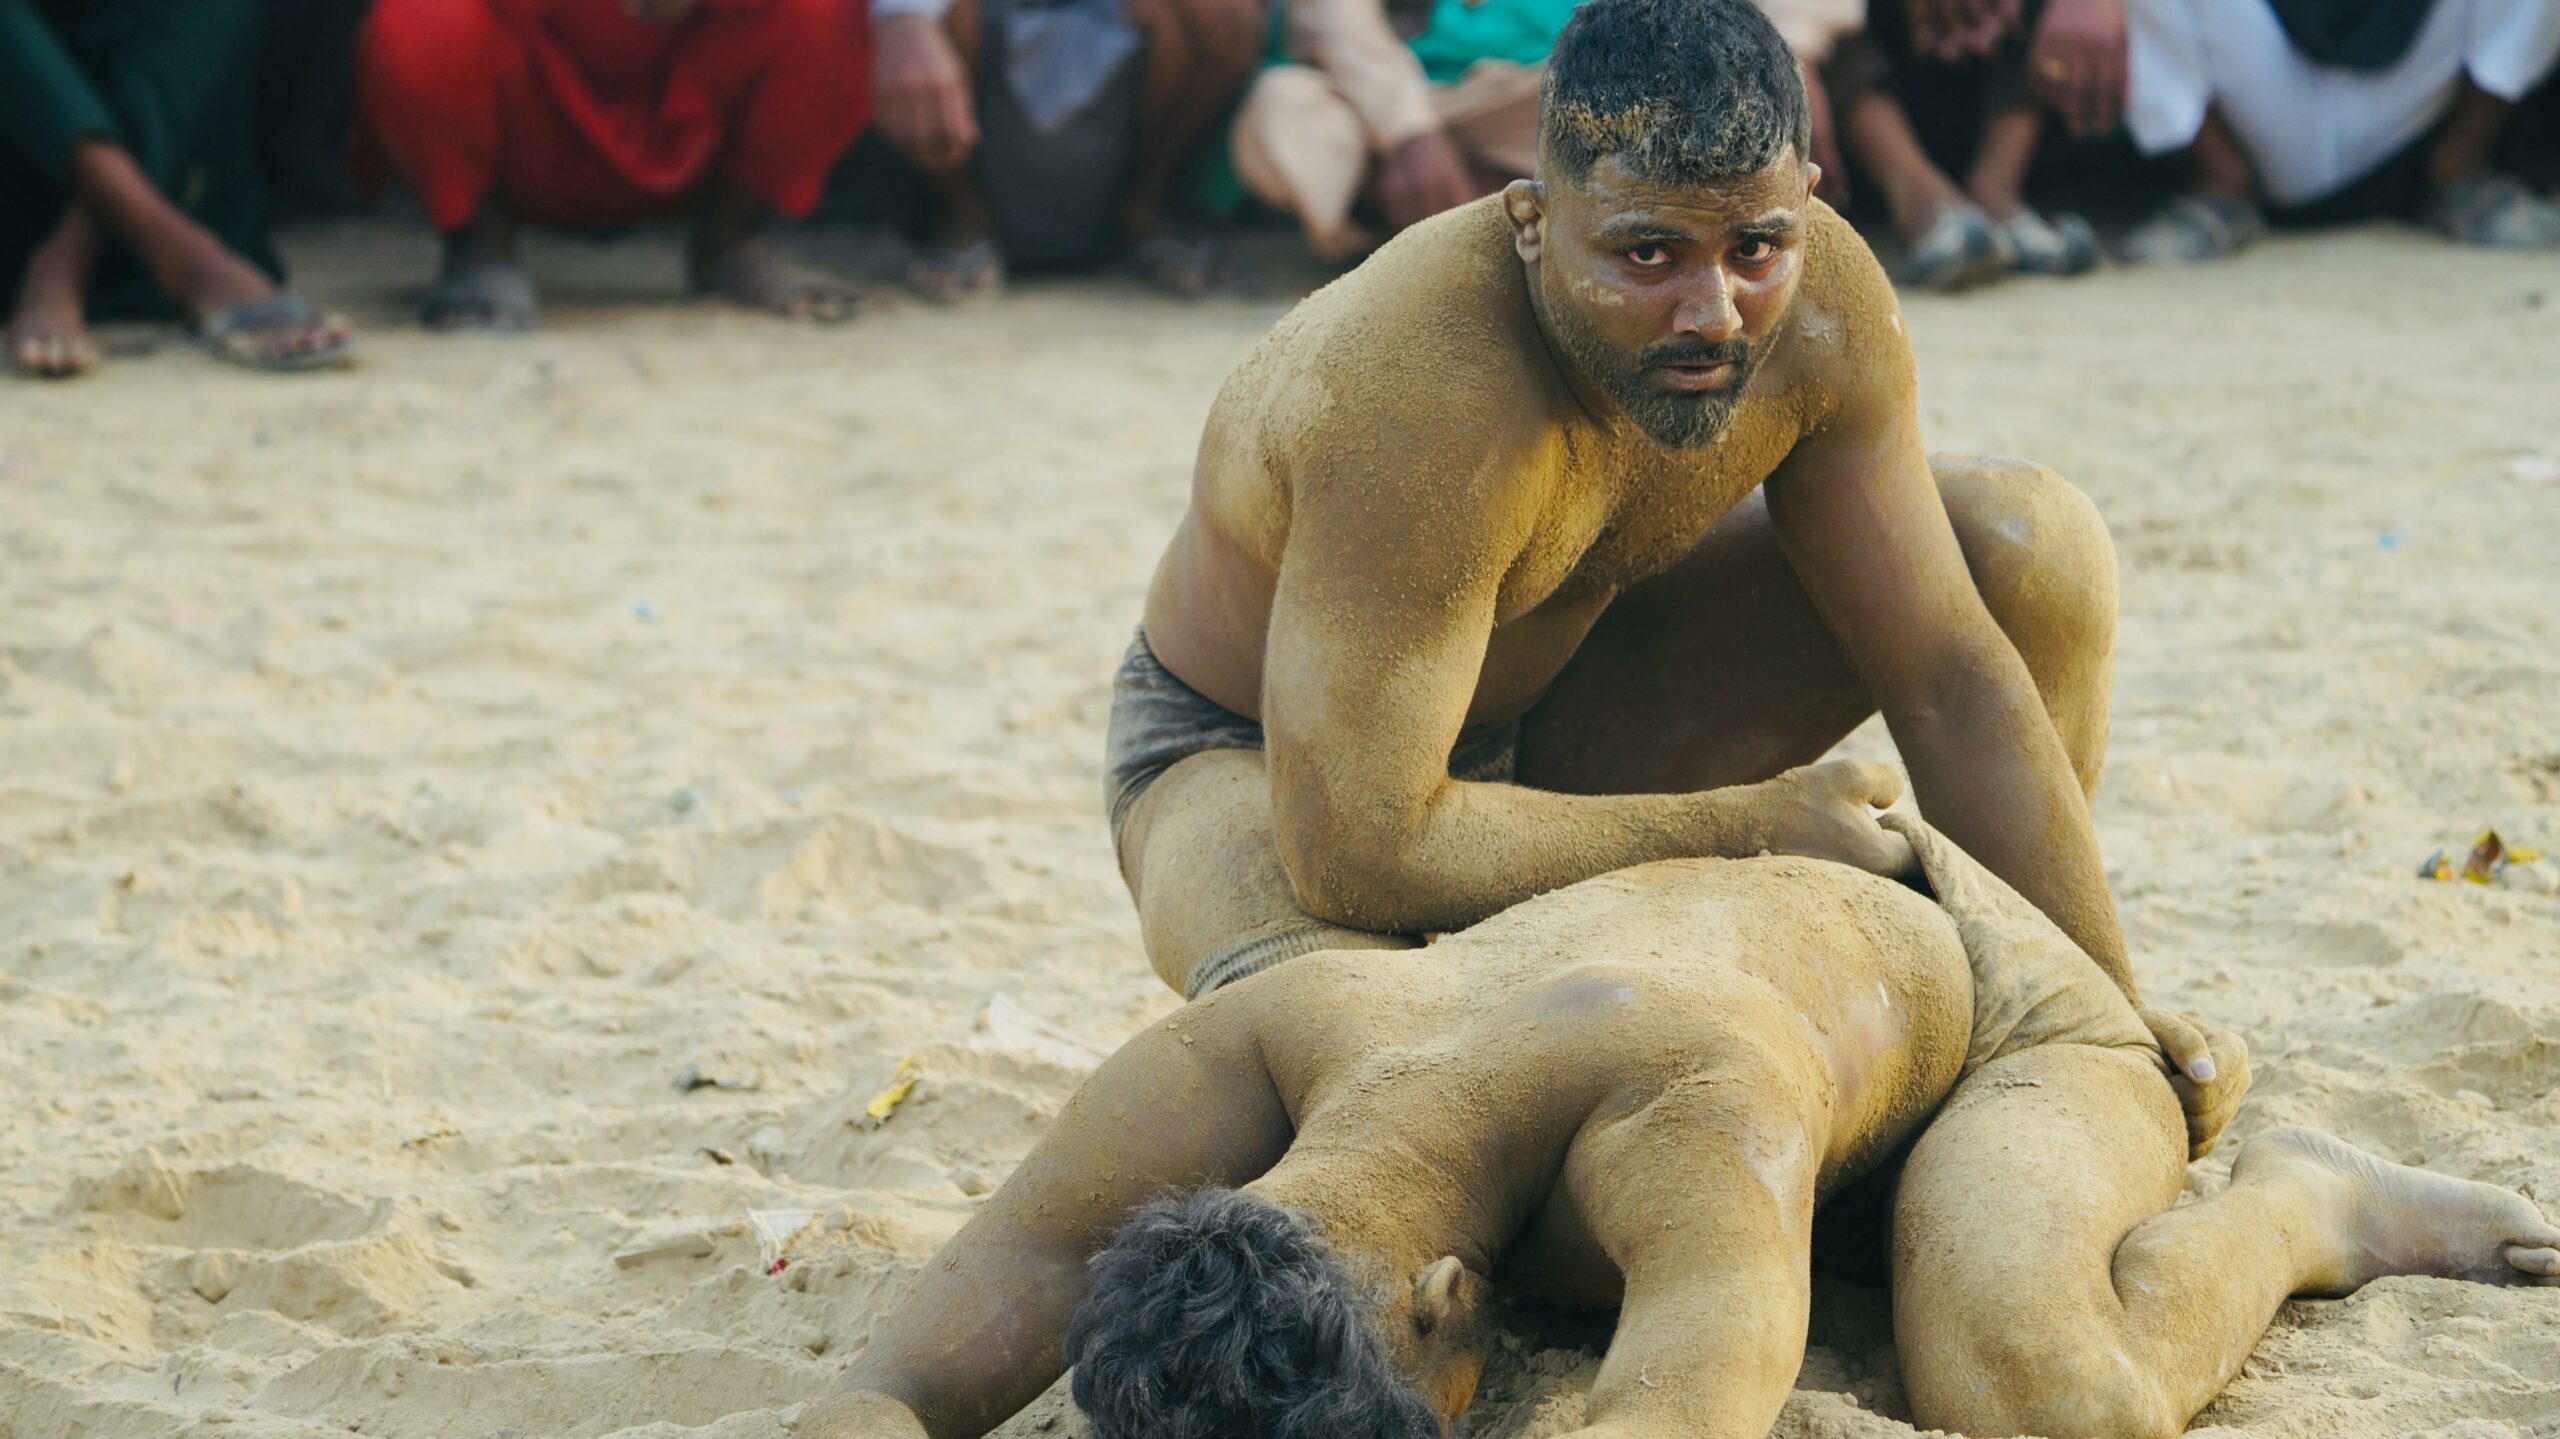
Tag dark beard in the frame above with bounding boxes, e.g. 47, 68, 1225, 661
1545, 305, 1762, 449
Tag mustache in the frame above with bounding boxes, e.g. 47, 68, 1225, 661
1640, 338, 1752, 369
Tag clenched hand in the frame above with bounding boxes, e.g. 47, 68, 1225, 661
2139, 1005, 2250, 1158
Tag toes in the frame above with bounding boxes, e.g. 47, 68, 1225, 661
2505, 1244, 2560, 1279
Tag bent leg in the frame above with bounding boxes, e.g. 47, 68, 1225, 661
1117, 746, 1414, 995
803, 999, 1296, 1439
356, 0, 513, 232
691, 0, 873, 219
1518, 453, 2117, 800
1896, 1045, 2560, 1439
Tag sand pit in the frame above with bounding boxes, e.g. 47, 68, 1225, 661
2, 219, 2556, 1438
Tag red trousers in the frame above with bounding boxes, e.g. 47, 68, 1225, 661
357, 0, 870, 230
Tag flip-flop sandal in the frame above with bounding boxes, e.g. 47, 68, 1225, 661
2117, 193, 2266, 265
1901, 205, 2009, 293
906, 238, 1006, 304
699, 249, 863, 323
193, 294, 356, 372
419, 260, 540, 332
2427, 172, 2560, 250
1130, 233, 1254, 299
1997, 208, 2099, 276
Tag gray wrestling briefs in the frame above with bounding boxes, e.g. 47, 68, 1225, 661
1103, 629, 1522, 996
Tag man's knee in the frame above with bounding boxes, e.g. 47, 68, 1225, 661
1130, 0, 1265, 72
1934, 454, 2117, 645
358, 0, 508, 103
1908, 1330, 2180, 1439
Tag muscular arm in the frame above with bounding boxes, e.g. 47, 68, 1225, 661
1763, 333, 2135, 996
1261, 409, 1786, 934
799, 1008, 1292, 1439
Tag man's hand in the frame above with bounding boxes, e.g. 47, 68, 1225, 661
1741, 760, 1921, 880
2139, 1006, 2250, 1158
1378, 129, 1481, 233
789, 1390, 928, 1439
874, 13, 980, 174
2026, 0, 2127, 138
1906, 0, 2022, 61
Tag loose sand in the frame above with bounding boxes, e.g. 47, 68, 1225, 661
2, 220, 2556, 1439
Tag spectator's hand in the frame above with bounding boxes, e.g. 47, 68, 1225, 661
623, 0, 706, 20
2027, 0, 2127, 138
2139, 1006, 2250, 1158
1378, 129, 1481, 233
1802, 63, 1848, 207
1906, 0, 2022, 61
875, 13, 980, 174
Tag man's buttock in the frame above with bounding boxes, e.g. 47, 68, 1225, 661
1877, 813, 2155, 1069
1102, 627, 1521, 848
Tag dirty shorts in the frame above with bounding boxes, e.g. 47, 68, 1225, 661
1103, 629, 1521, 996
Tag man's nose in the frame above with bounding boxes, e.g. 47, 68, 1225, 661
1670, 271, 1740, 342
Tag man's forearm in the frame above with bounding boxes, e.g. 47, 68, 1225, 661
1896, 680, 2138, 999
1283, 779, 1771, 934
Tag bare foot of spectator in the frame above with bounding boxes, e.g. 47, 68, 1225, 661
8, 214, 100, 379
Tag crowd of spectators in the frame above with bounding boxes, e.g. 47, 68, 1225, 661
6, 0, 2558, 374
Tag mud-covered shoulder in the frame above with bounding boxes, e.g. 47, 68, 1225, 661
1204, 199, 1548, 489
1776, 200, 1919, 438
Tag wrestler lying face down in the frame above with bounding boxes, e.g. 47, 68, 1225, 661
801, 820, 2560, 1439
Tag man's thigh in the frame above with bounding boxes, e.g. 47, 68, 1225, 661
1516, 453, 2110, 797
1890, 1043, 2187, 1435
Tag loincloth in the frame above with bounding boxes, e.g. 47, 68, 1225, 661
1878, 812, 2157, 1075
1102, 628, 1520, 998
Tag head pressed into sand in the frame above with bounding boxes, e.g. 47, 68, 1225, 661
1504, 0, 1818, 449
1062, 1187, 1492, 1437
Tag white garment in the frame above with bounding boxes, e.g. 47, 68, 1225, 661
2125, 0, 2560, 206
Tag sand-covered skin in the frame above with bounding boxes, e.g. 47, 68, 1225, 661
3, 220, 2556, 1438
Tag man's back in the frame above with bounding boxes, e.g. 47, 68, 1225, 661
1229, 852, 1976, 1291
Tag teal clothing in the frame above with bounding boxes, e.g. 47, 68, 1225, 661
0, 0, 274, 317
1408, 0, 1579, 83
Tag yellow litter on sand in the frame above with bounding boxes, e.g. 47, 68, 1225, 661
862, 1056, 920, 1126
2418, 830, 2543, 884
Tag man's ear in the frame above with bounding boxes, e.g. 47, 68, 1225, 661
1413, 1256, 1467, 1335
1802, 159, 1823, 202
1503, 179, 1546, 264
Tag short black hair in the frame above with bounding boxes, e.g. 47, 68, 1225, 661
1541, 0, 1812, 187
1064, 1188, 1442, 1439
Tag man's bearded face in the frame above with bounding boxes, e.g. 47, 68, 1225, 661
1523, 154, 1814, 449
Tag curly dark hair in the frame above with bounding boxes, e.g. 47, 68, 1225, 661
1541, 0, 1812, 187
1063, 1188, 1444, 1439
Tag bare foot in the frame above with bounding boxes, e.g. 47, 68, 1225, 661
694, 237, 860, 323
8, 240, 99, 379
2236, 1125, 2560, 1294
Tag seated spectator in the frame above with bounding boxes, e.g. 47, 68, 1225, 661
355, 0, 871, 330
1228, 0, 1565, 261
1828, 0, 2107, 290
2121, 0, 2560, 258
868, 0, 1263, 297
3, 0, 353, 377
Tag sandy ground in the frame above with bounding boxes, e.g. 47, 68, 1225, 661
2, 217, 2557, 1439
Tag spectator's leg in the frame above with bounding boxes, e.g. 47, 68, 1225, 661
0, 0, 112, 375
1966, 104, 2043, 219
356, 0, 541, 328
1122, 0, 1265, 291
9, 204, 99, 377
900, 0, 1003, 299
683, 0, 869, 318
1230, 67, 1374, 260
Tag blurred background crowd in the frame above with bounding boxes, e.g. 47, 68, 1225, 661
6, 0, 2558, 374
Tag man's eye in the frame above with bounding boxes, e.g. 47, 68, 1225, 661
1624, 245, 1672, 267
1734, 239, 1777, 265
